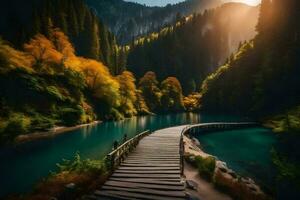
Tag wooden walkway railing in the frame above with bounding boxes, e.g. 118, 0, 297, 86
94, 126, 186, 200
86, 122, 258, 200
182, 122, 258, 135
106, 130, 151, 170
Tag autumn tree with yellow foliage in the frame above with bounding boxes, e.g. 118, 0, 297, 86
117, 71, 137, 117
0, 28, 123, 140
0, 27, 187, 142
161, 77, 185, 112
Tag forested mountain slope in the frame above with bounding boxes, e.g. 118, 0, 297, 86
85, 0, 222, 44
0, 0, 126, 75
201, 0, 300, 116
127, 3, 259, 94
0, 0, 191, 143
0, 0, 139, 142
200, 1, 300, 198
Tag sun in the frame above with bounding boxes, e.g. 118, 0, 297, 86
228, 0, 261, 6
243, 0, 261, 5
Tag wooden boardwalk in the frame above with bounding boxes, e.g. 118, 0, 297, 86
86, 122, 258, 200
93, 126, 187, 200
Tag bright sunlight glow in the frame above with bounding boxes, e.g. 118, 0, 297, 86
224, 0, 261, 6
126, 1, 262, 7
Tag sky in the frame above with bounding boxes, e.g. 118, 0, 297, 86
125, 0, 261, 7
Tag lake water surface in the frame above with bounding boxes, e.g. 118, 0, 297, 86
194, 128, 277, 188
0, 113, 275, 197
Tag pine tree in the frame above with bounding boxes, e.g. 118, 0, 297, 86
256, 0, 272, 36
69, 1, 80, 36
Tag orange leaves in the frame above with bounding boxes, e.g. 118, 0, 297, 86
116, 71, 138, 116
2, 28, 122, 112
21, 28, 122, 107
50, 28, 75, 59
24, 34, 63, 67
66, 57, 120, 107
161, 77, 183, 94
0, 39, 33, 72
23, 28, 76, 74
117, 71, 137, 102
83, 59, 120, 106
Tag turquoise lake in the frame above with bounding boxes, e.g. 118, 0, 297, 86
0, 113, 276, 197
194, 128, 277, 188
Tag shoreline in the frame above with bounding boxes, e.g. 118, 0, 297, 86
15, 121, 102, 144
184, 135, 268, 200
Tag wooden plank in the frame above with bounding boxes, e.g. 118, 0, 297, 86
118, 166, 180, 171
121, 163, 180, 166
127, 156, 179, 159
109, 178, 183, 185
122, 161, 180, 164
101, 186, 185, 197
95, 190, 186, 200
125, 159, 180, 162
126, 157, 180, 159
90, 192, 139, 200
120, 163, 180, 167
96, 125, 187, 200
104, 180, 184, 191
130, 152, 179, 155
111, 173, 181, 179
114, 170, 181, 174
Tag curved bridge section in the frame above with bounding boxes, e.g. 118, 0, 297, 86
90, 122, 257, 200
184, 122, 258, 135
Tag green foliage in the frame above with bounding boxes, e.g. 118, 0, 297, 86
200, 2, 300, 198
57, 152, 106, 174
272, 148, 300, 199
201, 0, 300, 116
265, 106, 300, 133
30, 114, 56, 131
138, 71, 161, 112
135, 90, 152, 115
60, 106, 84, 126
161, 77, 185, 112
116, 71, 138, 117
137, 72, 187, 113
127, 4, 258, 94
109, 108, 124, 121
186, 155, 216, 181
272, 149, 300, 185
46, 86, 65, 101
0, 113, 31, 141
195, 156, 216, 181
0, 0, 126, 74
85, 0, 221, 44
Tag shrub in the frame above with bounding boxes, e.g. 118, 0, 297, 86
195, 156, 216, 181
57, 153, 106, 174
30, 114, 56, 131
2, 113, 31, 140
109, 108, 124, 121
191, 156, 216, 181
60, 106, 83, 126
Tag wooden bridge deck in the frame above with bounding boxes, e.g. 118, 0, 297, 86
94, 126, 187, 200
87, 122, 257, 200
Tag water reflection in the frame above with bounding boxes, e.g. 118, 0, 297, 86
0, 113, 244, 197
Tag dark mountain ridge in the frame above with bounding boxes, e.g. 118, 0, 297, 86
127, 2, 259, 94
85, 0, 222, 44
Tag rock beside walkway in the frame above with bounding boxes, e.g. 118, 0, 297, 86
184, 135, 268, 200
